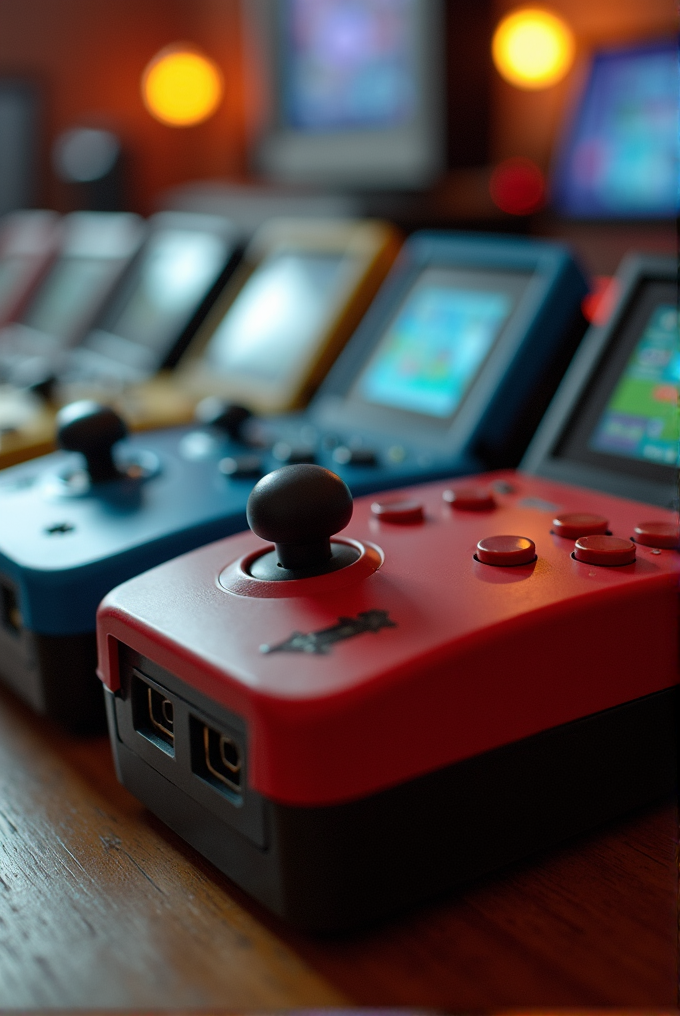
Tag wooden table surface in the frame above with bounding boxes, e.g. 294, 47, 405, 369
0, 684, 675, 1010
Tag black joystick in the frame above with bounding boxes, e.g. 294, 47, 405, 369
195, 397, 252, 443
56, 401, 127, 483
246, 464, 358, 580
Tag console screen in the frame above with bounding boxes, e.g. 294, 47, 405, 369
282, 0, 417, 131
203, 251, 346, 381
96, 230, 227, 355
556, 280, 678, 482
0, 257, 26, 317
589, 303, 678, 466
22, 258, 116, 342
352, 267, 528, 419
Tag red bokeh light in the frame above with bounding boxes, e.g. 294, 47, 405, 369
490, 157, 546, 216
582, 275, 620, 325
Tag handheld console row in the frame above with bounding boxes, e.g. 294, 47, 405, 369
0, 215, 400, 468
0, 233, 588, 731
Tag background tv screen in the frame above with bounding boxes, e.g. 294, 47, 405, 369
553, 41, 679, 219
281, 0, 417, 131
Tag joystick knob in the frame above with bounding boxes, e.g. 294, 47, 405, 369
56, 400, 127, 483
247, 464, 355, 578
195, 397, 252, 442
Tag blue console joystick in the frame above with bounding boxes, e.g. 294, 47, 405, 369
57, 401, 128, 483
194, 397, 253, 444
0, 402, 258, 732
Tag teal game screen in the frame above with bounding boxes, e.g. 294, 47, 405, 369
356, 281, 514, 418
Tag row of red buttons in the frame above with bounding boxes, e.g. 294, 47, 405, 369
370, 489, 679, 567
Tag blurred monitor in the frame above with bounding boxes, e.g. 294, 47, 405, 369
0, 212, 144, 385
203, 251, 347, 380
0, 210, 60, 326
247, 0, 445, 188
552, 39, 679, 219
181, 217, 400, 413
0, 81, 39, 216
18, 213, 144, 346
70, 212, 240, 381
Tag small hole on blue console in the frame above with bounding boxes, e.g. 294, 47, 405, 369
45, 522, 75, 535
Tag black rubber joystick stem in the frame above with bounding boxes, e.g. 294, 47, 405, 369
247, 464, 354, 574
195, 397, 252, 442
56, 400, 128, 483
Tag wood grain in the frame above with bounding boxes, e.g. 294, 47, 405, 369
0, 683, 675, 1009
0, 688, 345, 1009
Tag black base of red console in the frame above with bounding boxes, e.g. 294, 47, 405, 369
105, 647, 677, 932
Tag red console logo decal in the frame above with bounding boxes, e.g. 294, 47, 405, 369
260, 609, 397, 656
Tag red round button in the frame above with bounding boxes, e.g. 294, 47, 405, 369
444, 486, 496, 511
574, 535, 636, 566
371, 499, 424, 524
633, 521, 679, 550
476, 535, 536, 566
552, 512, 609, 539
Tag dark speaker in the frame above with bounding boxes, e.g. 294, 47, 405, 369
0, 79, 40, 215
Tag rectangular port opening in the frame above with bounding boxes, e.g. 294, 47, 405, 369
0, 581, 22, 637
131, 673, 175, 756
190, 716, 243, 799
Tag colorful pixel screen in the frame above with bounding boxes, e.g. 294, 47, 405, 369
356, 277, 514, 419
553, 41, 679, 218
590, 303, 679, 466
282, 0, 417, 131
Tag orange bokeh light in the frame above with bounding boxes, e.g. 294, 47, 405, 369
142, 45, 223, 127
492, 8, 575, 89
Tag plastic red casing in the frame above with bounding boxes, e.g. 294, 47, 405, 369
97, 470, 679, 807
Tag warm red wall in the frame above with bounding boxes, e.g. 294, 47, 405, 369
0, 0, 675, 213
0, 0, 249, 213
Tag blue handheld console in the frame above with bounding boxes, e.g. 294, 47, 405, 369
0, 402, 257, 732
0, 231, 587, 732
181, 231, 589, 495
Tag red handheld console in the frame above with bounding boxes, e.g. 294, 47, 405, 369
97, 465, 677, 930
97, 253, 678, 930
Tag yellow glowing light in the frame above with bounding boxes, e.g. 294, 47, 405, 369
142, 45, 223, 126
492, 8, 575, 89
